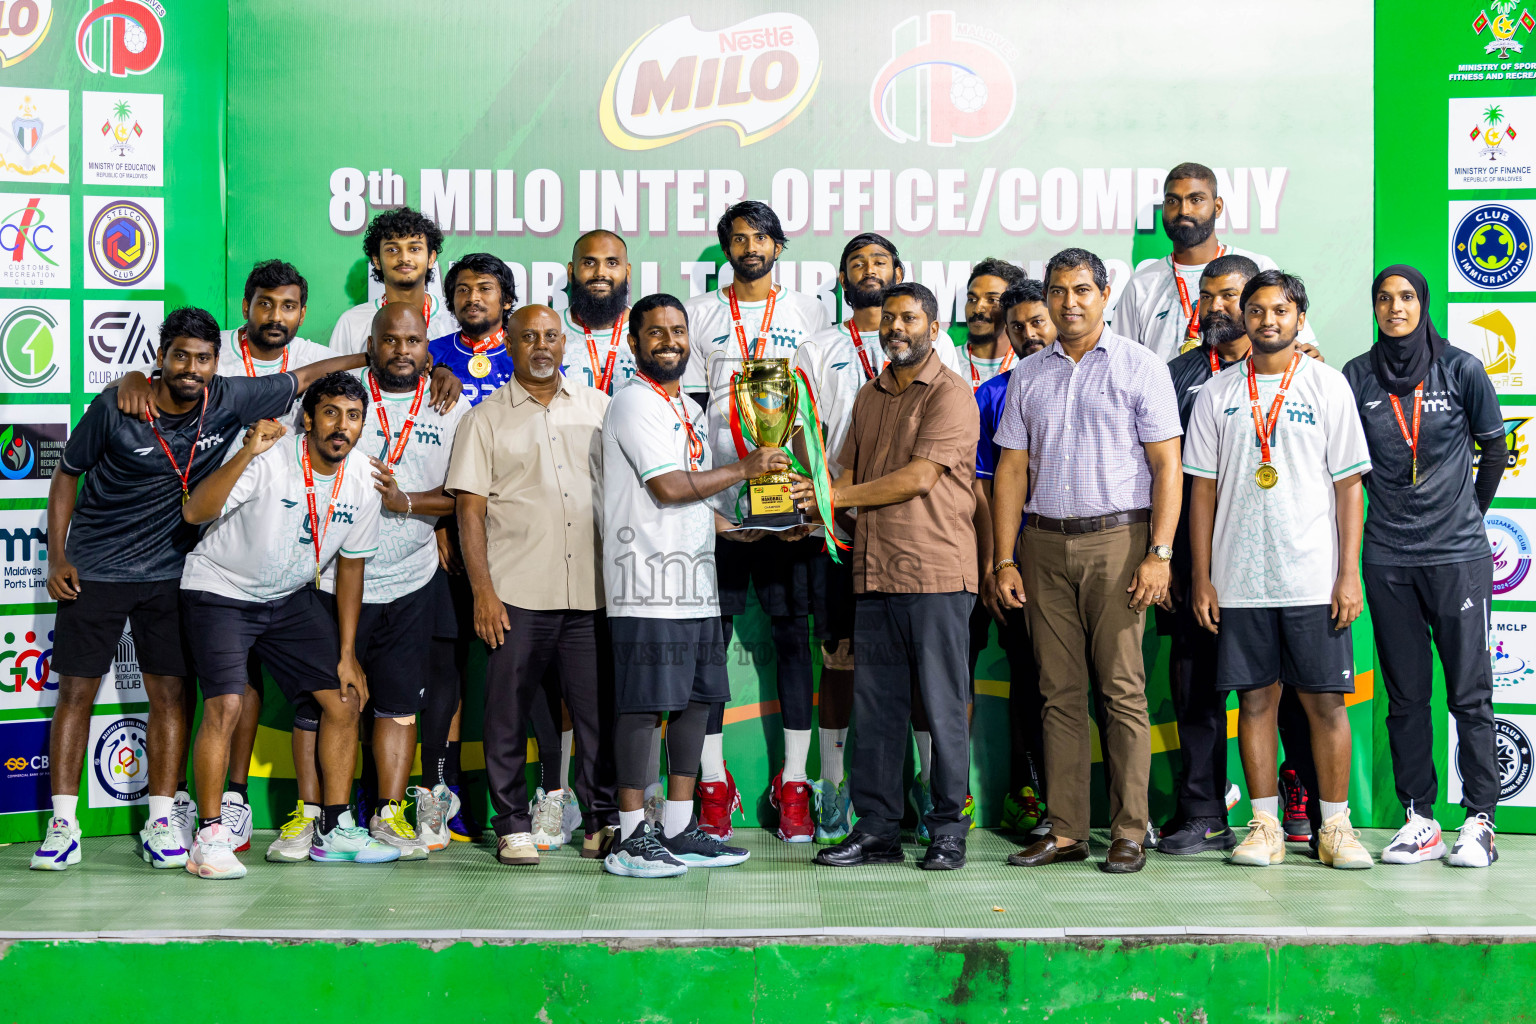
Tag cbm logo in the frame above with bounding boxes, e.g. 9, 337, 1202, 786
870, 11, 1016, 147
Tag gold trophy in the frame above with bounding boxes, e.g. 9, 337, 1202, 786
730, 358, 808, 528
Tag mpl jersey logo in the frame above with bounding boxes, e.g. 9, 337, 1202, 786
89, 714, 147, 807
0, 718, 51, 816
83, 299, 160, 392
0, 87, 66, 183
0, 508, 47, 603
0, 192, 66, 288
0, 1, 53, 69
84, 195, 161, 288
1489, 512, 1535, 594
599, 14, 821, 151
0, 299, 66, 391
76, 0, 162, 78
870, 11, 1016, 147
1473, 1, 1535, 57
1450, 201, 1534, 290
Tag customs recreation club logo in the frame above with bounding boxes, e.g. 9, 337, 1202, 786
1495, 718, 1534, 799
870, 11, 1016, 147
599, 14, 821, 150
1488, 513, 1533, 594
0, 1, 52, 69
91, 716, 147, 803
76, 0, 162, 78
1453, 203, 1532, 289
1474, 2, 1535, 57
0, 304, 58, 388
87, 198, 158, 285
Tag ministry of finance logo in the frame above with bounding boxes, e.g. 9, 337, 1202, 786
1489, 513, 1534, 594
76, 0, 163, 78
1453, 203, 1532, 289
91, 716, 147, 803
870, 11, 1016, 147
85, 196, 160, 288
83, 300, 160, 391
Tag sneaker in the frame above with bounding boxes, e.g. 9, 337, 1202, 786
659, 825, 751, 867
581, 825, 617, 859
642, 780, 664, 829
1279, 769, 1311, 842
30, 817, 81, 871
1143, 823, 1159, 850
1381, 813, 1446, 865
812, 779, 852, 844
1449, 814, 1498, 868
1027, 817, 1053, 841
908, 778, 933, 845
1230, 811, 1286, 866
412, 784, 453, 852
603, 821, 688, 878
446, 783, 481, 842
530, 787, 572, 851
961, 794, 978, 831
187, 823, 246, 879
1159, 816, 1237, 856
170, 790, 196, 852
370, 800, 430, 861
561, 793, 583, 842
1225, 781, 1241, 812
769, 773, 814, 843
220, 791, 253, 853
1000, 786, 1044, 832
698, 763, 743, 840
139, 817, 188, 869
266, 801, 317, 863
311, 816, 402, 864
1317, 811, 1373, 870
495, 832, 539, 866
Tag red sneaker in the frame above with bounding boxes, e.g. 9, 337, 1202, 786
1280, 768, 1312, 842
769, 772, 814, 843
698, 762, 742, 840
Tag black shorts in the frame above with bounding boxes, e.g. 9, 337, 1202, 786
815, 550, 855, 646
611, 616, 730, 714
182, 587, 341, 703
53, 578, 189, 678
321, 582, 433, 718
716, 534, 820, 617
1216, 605, 1356, 694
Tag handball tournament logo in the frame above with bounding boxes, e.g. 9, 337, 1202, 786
87, 199, 158, 286
91, 716, 148, 803
1454, 203, 1532, 289
1488, 513, 1533, 594
870, 11, 1016, 147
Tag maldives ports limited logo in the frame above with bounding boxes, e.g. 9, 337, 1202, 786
599, 14, 821, 151
76, 0, 162, 78
870, 11, 1016, 147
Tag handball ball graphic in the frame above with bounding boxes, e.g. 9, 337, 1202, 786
123, 20, 148, 54
950, 71, 988, 114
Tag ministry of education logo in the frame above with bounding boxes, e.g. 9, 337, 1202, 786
86, 198, 159, 287
1495, 718, 1534, 799
1489, 513, 1533, 593
1453, 203, 1532, 289
91, 715, 147, 803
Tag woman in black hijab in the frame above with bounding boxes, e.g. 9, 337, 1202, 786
1341, 264, 1507, 868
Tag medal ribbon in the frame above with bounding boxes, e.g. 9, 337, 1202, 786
1208, 347, 1221, 376
465, 329, 505, 355
1388, 385, 1423, 485
300, 438, 347, 586
577, 311, 626, 392
147, 389, 209, 504
367, 370, 427, 468
727, 285, 776, 361
1171, 244, 1227, 346
847, 320, 877, 381
637, 372, 703, 470
238, 327, 287, 377
1247, 350, 1303, 469
967, 346, 1016, 393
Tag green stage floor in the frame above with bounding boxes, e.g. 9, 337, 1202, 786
3, 827, 1535, 941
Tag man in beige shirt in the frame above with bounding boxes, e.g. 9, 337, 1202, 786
446, 304, 615, 867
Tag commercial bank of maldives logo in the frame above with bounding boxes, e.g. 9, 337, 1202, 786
870, 11, 1016, 147
1489, 513, 1533, 594
1454, 204, 1532, 289
76, 0, 162, 78
600, 14, 820, 150
91, 716, 147, 803
87, 199, 157, 285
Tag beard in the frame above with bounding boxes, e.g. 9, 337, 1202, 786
635, 348, 686, 383
845, 275, 887, 310
454, 306, 499, 335
1163, 210, 1216, 251
729, 251, 774, 283
570, 277, 630, 328
1250, 328, 1298, 355
883, 330, 932, 367
1199, 310, 1246, 348
373, 363, 421, 390
250, 321, 294, 348
165, 374, 207, 403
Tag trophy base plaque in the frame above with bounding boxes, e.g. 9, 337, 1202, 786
740, 475, 808, 529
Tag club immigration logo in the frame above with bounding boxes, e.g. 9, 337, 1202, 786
0, 1, 52, 69
85, 196, 160, 288
0, 301, 61, 389
90, 715, 147, 804
599, 14, 821, 151
83, 300, 158, 390
1489, 512, 1534, 594
0, 193, 66, 288
1452, 202, 1533, 289
0, 623, 52, 697
1474, 2, 1536, 57
75, 0, 162, 78
870, 11, 1017, 147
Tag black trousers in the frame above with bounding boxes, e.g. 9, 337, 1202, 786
1364, 558, 1499, 819
985, 608, 1045, 793
850, 591, 974, 840
483, 606, 618, 836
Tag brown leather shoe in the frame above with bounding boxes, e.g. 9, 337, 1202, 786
1101, 837, 1145, 873
1007, 835, 1090, 867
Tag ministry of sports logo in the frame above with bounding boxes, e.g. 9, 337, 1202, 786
1453, 203, 1532, 289
870, 11, 1016, 147
86, 198, 159, 287
1474, 2, 1535, 57
1488, 513, 1533, 594
91, 716, 147, 803
76, 0, 163, 78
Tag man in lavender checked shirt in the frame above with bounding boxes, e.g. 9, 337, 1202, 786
990, 248, 1184, 875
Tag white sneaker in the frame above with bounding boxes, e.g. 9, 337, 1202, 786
413, 784, 453, 852
1225, 782, 1241, 812
530, 787, 571, 851
370, 800, 430, 861
562, 791, 583, 842
311, 814, 401, 864
30, 817, 81, 871
1449, 814, 1498, 868
220, 791, 253, 852
266, 801, 317, 863
1143, 823, 1159, 849
170, 790, 196, 852
187, 823, 246, 879
139, 817, 188, 869
1381, 813, 1446, 864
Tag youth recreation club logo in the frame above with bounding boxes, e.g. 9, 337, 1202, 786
870, 11, 1016, 147
1453, 203, 1532, 289
1489, 513, 1533, 594
600, 14, 820, 150
76, 0, 162, 78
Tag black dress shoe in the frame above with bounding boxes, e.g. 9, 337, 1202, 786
1101, 837, 1146, 873
814, 829, 904, 866
921, 834, 966, 870
1007, 834, 1090, 867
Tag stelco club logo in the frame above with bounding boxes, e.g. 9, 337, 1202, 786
87, 199, 158, 286
76, 0, 162, 78
1489, 513, 1534, 594
1454, 203, 1532, 289
91, 715, 147, 803
870, 11, 1017, 147
600, 14, 821, 150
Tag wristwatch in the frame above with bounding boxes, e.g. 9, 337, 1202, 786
1149, 544, 1173, 561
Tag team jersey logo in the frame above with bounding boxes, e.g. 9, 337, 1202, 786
1489, 512, 1534, 594
870, 11, 1016, 147
1453, 203, 1532, 289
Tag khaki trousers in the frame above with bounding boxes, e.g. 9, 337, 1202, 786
1020, 522, 1150, 842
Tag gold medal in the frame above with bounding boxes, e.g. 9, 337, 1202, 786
468, 353, 492, 378
1255, 463, 1279, 489
314, 566, 322, 589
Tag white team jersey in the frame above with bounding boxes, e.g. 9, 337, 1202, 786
217, 329, 333, 428
601, 378, 718, 619
1113, 244, 1316, 363
1181, 355, 1371, 608
181, 434, 382, 605
328, 294, 458, 357
559, 306, 638, 394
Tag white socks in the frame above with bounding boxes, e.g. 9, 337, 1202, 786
782, 729, 811, 783
699, 732, 725, 784
819, 728, 847, 787
914, 731, 933, 785
662, 799, 693, 838
1251, 796, 1280, 820
1320, 799, 1349, 822
147, 795, 173, 823
51, 794, 78, 826
559, 729, 573, 793
619, 808, 644, 840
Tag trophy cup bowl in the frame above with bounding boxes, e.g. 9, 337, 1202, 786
730, 358, 808, 528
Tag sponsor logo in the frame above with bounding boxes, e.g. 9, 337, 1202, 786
0, 193, 66, 288
0, 1, 52, 68
1472, 103, 1518, 160
1496, 717, 1534, 799
1473, 2, 1535, 58
81, 91, 160, 186
0, 302, 58, 388
1453, 203, 1532, 289
1499, 416, 1531, 482
0, 421, 64, 482
870, 11, 1017, 147
85, 196, 160, 288
108, 629, 140, 692
599, 14, 821, 150
90, 715, 147, 803
0, 88, 65, 182
75, 0, 162, 78
1489, 512, 1534, 594
0, 719, 51, 815
1452, 97, 1536, 188
82, 300, 160, 391
0, 624, 52, 694
1463, 306, 1522, 388
0, 509, 46, 600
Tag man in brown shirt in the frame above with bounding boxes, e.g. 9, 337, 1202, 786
792, 281, 979, 870
445, 304, 617, 867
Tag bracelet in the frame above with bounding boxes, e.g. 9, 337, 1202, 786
403, 492, 413, 518
992, 559, 1019, 575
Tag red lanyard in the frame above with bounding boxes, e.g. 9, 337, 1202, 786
300, 439, 347, 588
847, 319, 877, 380
1208, 347, 1221, 375
577, 311, 626, 392
967, 347, 1016, 392
367, 371, 426, 468
237, 327, 286, 377
637, 372, 703, 470
147, 389, 208, 504
1388, 385, 1423, 485
727, 285, 776, 361
1247, 350, 1302, 467
1171, 245, 1226, 342
465, 329, 505, 355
